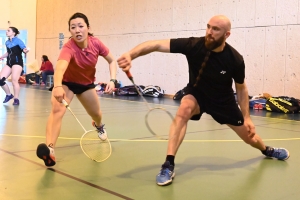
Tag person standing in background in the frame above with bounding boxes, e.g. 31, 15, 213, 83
0, 27, 29, 105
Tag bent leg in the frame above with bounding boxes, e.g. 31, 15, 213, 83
11, 64, 23, 99
156, 94, 200, 186
35, 74, 40, 84
167, 94, 200, 155
0, 65, 12, 94
76, 89, 102, 125
46, 85, 74, 147
227, 123, 266, 150
228, 123, 289, 160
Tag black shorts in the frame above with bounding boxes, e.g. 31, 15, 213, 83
185, 86, 244, 126
62, 82, 95, 94
7, 60, 23, 68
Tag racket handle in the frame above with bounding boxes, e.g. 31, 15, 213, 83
125, 71, 133, 81
62, 99, 69, 107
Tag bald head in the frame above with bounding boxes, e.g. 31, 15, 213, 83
205, 15, 231, 51
209, 15, 231, 31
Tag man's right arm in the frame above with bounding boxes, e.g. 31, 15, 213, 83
130, 39, 171, 59
117, 39, 171, 71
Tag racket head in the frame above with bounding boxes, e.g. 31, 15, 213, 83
80, 130, 112, 162
26, 59, 39, 71
145, 107, 174, 140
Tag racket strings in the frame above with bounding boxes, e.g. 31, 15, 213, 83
127, 74, 175, 140
80, 131, 111, 162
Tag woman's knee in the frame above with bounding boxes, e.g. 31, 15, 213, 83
51, 101, 66, 116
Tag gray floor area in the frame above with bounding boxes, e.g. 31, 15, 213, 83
0, 83, 299, 200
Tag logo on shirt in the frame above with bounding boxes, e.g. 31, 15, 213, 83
238, 120, 242, 124
220, 70, 226, 74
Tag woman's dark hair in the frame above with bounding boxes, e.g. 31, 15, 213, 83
42, 55, 49, 62
68, 12, 93, 36
9, 27, 20, 36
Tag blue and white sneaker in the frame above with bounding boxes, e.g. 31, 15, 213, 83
263, 146, 290, 160
92, 121, 107, 141
156, 161, 175, 186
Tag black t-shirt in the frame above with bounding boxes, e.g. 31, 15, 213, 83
170, 37, 245, 103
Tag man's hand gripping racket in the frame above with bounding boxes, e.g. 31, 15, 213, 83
125, 71, 175, 140
62, 99, 112, 162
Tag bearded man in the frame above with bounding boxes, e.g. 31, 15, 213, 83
117, 15, 290, 186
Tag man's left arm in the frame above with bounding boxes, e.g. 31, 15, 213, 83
235, 82, 250, 119
235, 81, 256, 137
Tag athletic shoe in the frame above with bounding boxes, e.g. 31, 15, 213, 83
32, 83, 39, 86
156, 161, 175, 186
92, 121, 107, 140
28, 79, 35, 84
262, 146, 290, 160
258, 104, 264, 110
36, 143, 56, 167
12, 99, 19, 105
41, 83, 45, 86
3, 94, 14, 103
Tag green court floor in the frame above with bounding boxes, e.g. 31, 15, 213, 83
0, 84, 299, 200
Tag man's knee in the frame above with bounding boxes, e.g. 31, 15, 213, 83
0, 77, 6, 86
176, 105, 194, 121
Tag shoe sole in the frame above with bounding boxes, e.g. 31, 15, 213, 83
36, 143, 56, 167
156, 172, 176, 186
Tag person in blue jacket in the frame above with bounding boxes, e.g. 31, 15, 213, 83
0, 27, 29, 105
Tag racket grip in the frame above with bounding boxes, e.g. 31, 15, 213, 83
62, 99, 69, 107
125, 71, 133, 80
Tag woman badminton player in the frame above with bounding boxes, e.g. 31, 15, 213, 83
36, 12, 117, 167
0, 27, 29, 105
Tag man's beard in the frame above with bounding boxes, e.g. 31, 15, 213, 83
205, 35, 225, 50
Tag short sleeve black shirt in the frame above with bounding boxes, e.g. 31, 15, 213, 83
170, 37, 245, 102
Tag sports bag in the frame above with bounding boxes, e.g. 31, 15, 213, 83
25, 73, 36, 84
173, 87, 187, 100
115, 85, 144, 96
142, 85, 164, 98
265, 96, 300, 114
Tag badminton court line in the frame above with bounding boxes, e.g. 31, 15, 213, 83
0, 147, 134, 200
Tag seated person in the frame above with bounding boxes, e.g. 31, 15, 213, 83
32, 55, 54, 86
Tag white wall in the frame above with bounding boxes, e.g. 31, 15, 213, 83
0, 0, 10, 28
10, 0, 36, 73
36, 0, 300, 98
0, 0, 36, 73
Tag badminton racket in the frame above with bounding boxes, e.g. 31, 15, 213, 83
26, 59, 40, 72
125, 71, 174, 140
62, 99, 112, 162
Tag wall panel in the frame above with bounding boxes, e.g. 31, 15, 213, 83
35, 0, 300, 97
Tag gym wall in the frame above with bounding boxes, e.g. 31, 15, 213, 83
36, 0, 300, 97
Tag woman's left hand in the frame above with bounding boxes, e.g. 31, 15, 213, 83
105, 81, 115, 94
23, 48, 30, 53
